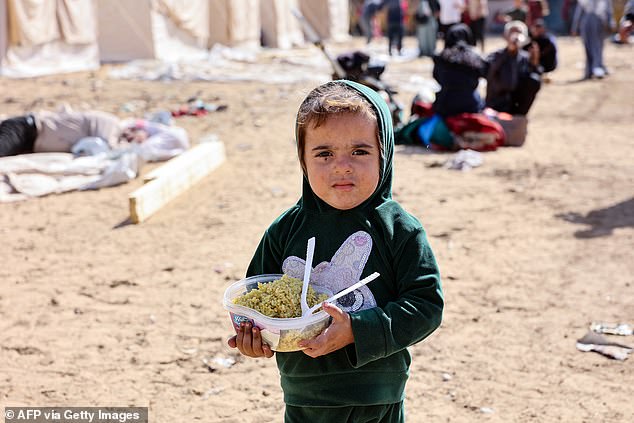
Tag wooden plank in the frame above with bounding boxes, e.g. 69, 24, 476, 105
129, 141, 225, 223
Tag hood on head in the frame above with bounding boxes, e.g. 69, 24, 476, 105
296, 80, 395, 213
444, 23, 475, 49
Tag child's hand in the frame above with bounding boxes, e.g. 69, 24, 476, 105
299, 302, 354, 358
227, 322, 274, 358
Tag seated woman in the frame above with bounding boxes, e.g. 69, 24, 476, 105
432, 24, 487, 118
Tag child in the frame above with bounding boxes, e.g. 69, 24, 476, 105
228, 80, 444, 422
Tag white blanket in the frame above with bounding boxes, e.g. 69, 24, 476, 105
0, 150, 140, 203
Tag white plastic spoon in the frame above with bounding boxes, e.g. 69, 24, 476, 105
305, 272, 381, 316
300, 237, 316, 316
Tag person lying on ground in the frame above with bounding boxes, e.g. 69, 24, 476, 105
0, 110, 188, 159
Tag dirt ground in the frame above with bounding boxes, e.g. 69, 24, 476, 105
1, 35, 633, 423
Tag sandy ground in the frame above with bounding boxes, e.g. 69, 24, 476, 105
1, 35, 633, 423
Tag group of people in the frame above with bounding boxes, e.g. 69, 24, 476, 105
360, 0, 490, 57
361, 0, 536, 58
360, 0, 621, 85
432, 18, 550, 122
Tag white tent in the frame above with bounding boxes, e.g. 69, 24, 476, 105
260, 0, 304, 49
97, 0, 210, 62
0, 0, 100, 78
298, 0, 349, 42
208, 0, 261, 49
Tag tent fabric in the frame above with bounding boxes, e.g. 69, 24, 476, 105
7, 0, 96, 47
208, 0, 261, 48
57, 0, 98, 45
1, 0, 99, 78
298, 0, 350, 42
96, 0, 155, 61
156, 0, 209, 40
260, 0, 304, 48
96, 0, 209, 62
7, 0, 59, 46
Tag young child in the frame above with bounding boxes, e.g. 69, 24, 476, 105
228, 80, 444, 422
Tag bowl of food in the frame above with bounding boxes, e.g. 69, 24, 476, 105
223, 274, 332, 352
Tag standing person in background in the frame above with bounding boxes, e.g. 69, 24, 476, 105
385, 0, 406, 55
572, 0, 615, 79
361, 0, 384, 43
562, 0, 579, 33
467, 0, 489, 50
438, 0, 465, 37
504, 0, 529, 22
414, 0, 441, 56
527, 0, 550, 26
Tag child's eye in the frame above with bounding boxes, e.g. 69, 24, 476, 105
315, 151, 332, 158
352, 149, 370, 156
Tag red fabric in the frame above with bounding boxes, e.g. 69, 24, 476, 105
171, 106, 208, 117
411, 100, 434, 119
445, 113, 506, 151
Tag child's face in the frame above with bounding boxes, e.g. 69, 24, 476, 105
303, 113, 380, 210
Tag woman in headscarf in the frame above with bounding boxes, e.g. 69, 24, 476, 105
431, 24, 487, 117
572, 0, 615, 79
413, 0, 440, 57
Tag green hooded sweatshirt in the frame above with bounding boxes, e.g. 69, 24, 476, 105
246, 80, 443, 407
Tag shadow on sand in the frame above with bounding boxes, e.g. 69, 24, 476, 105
113, 217, 134, 229
556, 197, 634, 238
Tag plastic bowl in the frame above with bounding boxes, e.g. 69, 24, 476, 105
223, 274, 332, 352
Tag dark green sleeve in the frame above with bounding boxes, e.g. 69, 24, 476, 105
246, 227, 284, 277
348, 229, 444, 367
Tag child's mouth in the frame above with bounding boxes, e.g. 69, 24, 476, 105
333, 182, 354, 191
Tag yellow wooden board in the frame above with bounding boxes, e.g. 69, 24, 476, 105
129, 141, 225, 223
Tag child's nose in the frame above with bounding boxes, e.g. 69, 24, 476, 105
333, 156, 353, 173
